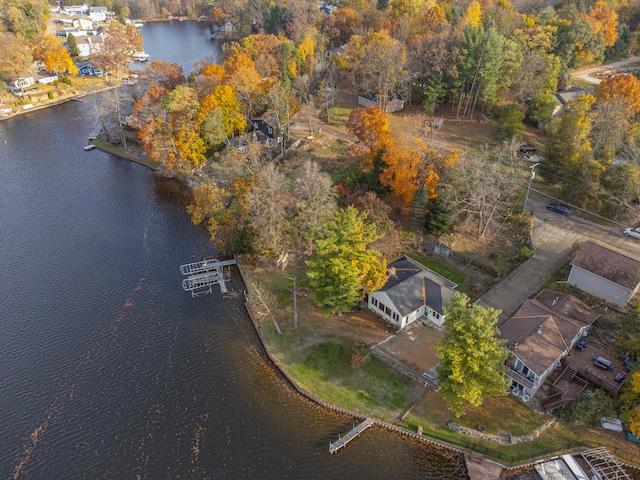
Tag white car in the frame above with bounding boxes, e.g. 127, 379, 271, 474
624, 227, 640, 239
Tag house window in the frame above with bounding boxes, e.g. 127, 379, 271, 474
239, 146, 247, 153
268, 127, 273, 134
433, 312, 440, 319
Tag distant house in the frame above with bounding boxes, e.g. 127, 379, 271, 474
552, 87, 595, 116
75, 35, 104, 57
62, 4, 88, 16
5, 76, 35, 95
368, 255, 457, 330
358, 91, 404, 113
76, 60, 103, 77
72, 17, 93, 30
88, 6, 108, 22
326, 44, 346, 57
568, 241, 640, 308
225, 131, 271, 153
251, 117, 281, 146
211, 20, 236, 33
320, 4, 338, 13
499, 290, 598, 402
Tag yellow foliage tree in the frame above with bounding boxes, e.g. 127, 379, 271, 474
582, 1, 619, 47
346, 107, 393, 169
594, 73, 640, 117
32, 33, 77, 75
462, 0, 482, 27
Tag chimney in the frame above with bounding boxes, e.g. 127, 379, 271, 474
388, 266, 396, 277
537, 325, 542, 335
552, 296, 558, 306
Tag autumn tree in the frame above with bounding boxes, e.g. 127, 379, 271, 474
136, 85, 207, 172
581, 1, 619, 48
222, 52, 264, 120
187, 180, 228, 244
138, 61, 185, 90
93, 21, 143, 78
198, 84, 246, 146
344, 31, 407, 111
346, 107, 393, 166
0, 32, 32, 79
435, 293, 510, 418
31, 33, 77, 75
1, 0, 48, 39
594, 73, 640, 118
381, 136, 458, 204
306, 206, 387, 315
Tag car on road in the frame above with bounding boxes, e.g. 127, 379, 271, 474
624, 227, 640, 239
547, 203, 572, 215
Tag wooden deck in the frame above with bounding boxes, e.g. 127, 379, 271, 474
329, 418, 375, 454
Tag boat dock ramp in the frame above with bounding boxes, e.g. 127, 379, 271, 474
329, 418, 375, 454
180, 258, 237, 298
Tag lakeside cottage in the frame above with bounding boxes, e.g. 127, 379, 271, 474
499, 290, 598, 403
368, 256, 457, 330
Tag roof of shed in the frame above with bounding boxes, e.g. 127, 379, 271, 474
572, 241, 640, 290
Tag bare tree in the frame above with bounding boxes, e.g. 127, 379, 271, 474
245, 163, 292, 253
92, 87, 135, 148
294, 160, 337, 234
444, 147, 523, 237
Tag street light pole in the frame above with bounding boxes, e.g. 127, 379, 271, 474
522, 163, 539, 215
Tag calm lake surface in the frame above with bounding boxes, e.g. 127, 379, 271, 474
0, 21, 468, 479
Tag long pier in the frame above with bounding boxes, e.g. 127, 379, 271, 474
329, 418, 375, 454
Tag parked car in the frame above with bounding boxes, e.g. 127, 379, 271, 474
519, 143, 537, 154
547, 203, 572, 215
624, 227, 640, 239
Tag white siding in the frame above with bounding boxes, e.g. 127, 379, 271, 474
568, 266, 631, 308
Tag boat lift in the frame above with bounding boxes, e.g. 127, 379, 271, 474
180, 258, 237, 297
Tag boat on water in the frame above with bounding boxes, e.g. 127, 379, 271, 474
83, 144, 96, 151
132, 52, 149, 62
88, 130, 103, 140
134, 22, 143, 28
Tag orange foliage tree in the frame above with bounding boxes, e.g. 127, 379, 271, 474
594, 73, 640, 117
582, 1, 619, 48
381, 136, 458, 203
346, 107, 393, 168
32, 33, 77, 75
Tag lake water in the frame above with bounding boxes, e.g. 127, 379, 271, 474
0, 22, 468, 479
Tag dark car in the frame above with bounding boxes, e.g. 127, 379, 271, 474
519, 143, 537, 154
547, 203, 572, 215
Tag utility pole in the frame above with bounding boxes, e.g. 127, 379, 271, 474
522, 163, 539, 215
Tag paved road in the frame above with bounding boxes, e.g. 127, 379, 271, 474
476, 199, 640, 324
572, 56, 640, 84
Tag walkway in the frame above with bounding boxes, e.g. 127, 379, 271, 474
329, 418, 375, 454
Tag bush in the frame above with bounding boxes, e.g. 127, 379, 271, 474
47, 91, 54, 99
556, 389, 616, 426
498, 104, 525, 140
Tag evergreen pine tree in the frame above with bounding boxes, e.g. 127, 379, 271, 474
67, 33, 79, 57
410, 185, 428, 231
426, 197, 453, 235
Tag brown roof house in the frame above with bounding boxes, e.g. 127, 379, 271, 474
499, 290, 598, 403
568, 241, 640, 308
367, 256, 457, 330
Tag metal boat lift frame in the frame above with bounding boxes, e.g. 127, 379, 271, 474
180, 258, 237, 297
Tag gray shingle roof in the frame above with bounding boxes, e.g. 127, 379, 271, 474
380, 256, 457, 316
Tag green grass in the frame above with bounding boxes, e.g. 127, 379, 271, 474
406, 251, 473, 294
286, 341, 413, 419
321, 103, 354, 126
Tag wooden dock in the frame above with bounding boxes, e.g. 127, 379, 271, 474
329, 418, 375, 454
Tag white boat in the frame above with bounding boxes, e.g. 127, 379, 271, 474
88, 130, 102, 140
134, 22, 143, 28
83, 144, 96, 151
132, 52, 149, 62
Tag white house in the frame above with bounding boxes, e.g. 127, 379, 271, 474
63, 4, 88, 16
368, 256, 457, 330
88, 6, 108, 22
358, 91, 404, 113
72, 18, 94, 31
499, 290, 598, 402
568, 241, 640, 308
75, 34, 104, 57
5, 76, 35, 95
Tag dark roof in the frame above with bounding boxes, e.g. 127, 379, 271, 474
380, 256, 457, 316
572, 241, 640, 290
555, 87, 594, 105
499, 291, 598, 376
226, 131, 269, 149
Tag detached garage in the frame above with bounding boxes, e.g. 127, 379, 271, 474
568, 242, 640, 308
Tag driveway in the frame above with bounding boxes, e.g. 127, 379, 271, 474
476, 199, 640, 324
571, 56, 640, 84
